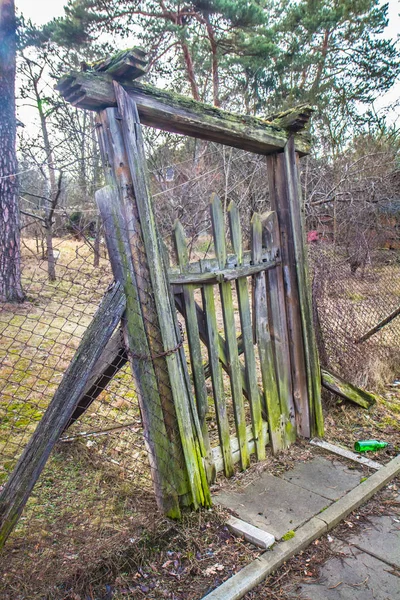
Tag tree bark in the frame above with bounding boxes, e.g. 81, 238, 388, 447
0, 0, 24, 303
203, 14, 220, 107
180, 38, 200, 101
46, 225, 56, 282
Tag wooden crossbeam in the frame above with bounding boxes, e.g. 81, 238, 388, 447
168, 258, 279, 285
55, 73, 311, 155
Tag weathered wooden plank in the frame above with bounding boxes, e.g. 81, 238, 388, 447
91, 47, 147, 80
174, 220, 216, 484
202, 283, 234, 478
168, 259, 279, 286
309, 438, 382, 470
251, 213, 285, 453
266, 152, 310, 437
168, 249, 271, 277
212, 423, 269, 474
96, 108, 184, 464
55, 72, 311, 155
321, 368, 377, 409
0, 283, 126, 548
96, 187, 184, 516
261, 212, 296, 443
114, 83, 211, 508
228, 202, 266, 460
266, 105, 314, 133
64, 328, 128, 430
210, 194, 249, 470
284, 139, 323, 437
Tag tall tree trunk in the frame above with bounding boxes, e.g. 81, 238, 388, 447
45, 224, 56, 282
0, 0, 24, 303
33, 76, 57, 195
180, 39, 200, 101
204, 15, 220, 107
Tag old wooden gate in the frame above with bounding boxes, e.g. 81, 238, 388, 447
0, 48, 323, 547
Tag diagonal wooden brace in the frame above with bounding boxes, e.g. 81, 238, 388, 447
0, 283, 126, 548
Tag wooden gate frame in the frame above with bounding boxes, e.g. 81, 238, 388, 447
0, 49, 324, 547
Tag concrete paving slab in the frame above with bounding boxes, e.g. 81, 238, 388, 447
346, 514, 400, 568
282, 456, 364, 500
214, 472, 330, 539
287, 542, 400, 600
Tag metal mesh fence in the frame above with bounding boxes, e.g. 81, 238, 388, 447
308, 245, 400, 391
303, 148, 400, 391
0, 204, 187, 598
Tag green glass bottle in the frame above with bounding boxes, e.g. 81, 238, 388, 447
354, 440, 388, 452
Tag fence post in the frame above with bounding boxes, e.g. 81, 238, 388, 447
284, 138, 324, 437
96, 84, 211, 512
266, 151, 311, 437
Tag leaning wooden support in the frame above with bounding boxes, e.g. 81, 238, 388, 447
0, 283, 126, 548
64, 329, 127, 430
321, 368, 377, 410
355, 305, 400, 344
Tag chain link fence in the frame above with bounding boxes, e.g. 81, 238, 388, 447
305, 143, 400, 390
310, 243, 400, 389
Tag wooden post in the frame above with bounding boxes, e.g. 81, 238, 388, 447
96, 187, 185, 516
284, 138, 324, 437
0, 283, 126, 547
266, 152, 311, 437
96, 83, 210, 510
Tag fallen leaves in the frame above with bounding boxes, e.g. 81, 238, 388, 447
203, 564, 225, 576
